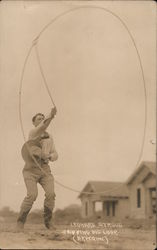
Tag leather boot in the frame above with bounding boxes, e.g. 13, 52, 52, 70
44, 206, 56, 230
16, 209, 30, 231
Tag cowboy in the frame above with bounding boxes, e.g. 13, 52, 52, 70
17, 107, 58, 230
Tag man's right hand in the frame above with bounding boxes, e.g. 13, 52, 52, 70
51, 107, 57, 118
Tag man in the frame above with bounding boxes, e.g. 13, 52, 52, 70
17, 107, 58, 230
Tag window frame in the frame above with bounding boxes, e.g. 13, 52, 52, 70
137, 188, 141, 208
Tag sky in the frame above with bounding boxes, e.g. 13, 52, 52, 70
0, 1, 156, 211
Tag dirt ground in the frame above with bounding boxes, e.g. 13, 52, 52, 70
0, 221, 155, 250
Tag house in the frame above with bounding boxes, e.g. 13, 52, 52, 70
78, 181, 130, 219
78, 161, 156, 219
126, 161, 156, 219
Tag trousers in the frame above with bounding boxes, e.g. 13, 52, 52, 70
19, 166, 55, 213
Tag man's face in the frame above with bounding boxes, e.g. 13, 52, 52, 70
33, 114, 44, 127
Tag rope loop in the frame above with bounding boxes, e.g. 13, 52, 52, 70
19, 6, 147, 196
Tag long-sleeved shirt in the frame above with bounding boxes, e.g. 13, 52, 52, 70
28, 113, 52, 140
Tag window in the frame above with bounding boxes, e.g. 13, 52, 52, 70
85, 201, 88, 216
137, 188, 141, 208
150, 188, 156, 214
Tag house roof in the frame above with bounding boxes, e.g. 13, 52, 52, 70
78, 181, 129, 198
126, 161, 156, 185
78, 161, 156, 199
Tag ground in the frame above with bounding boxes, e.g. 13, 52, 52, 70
0, 221, 155, 250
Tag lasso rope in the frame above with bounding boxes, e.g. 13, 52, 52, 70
34, 38, 56, 108
19, 5, 147, 196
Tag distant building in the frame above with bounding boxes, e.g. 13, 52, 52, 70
127, 161, 156, 219
78, 161, 156, 219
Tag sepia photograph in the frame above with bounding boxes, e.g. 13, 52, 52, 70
0, 0, 156, 249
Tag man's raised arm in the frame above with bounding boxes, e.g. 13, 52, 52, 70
29, 107, 57, 139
